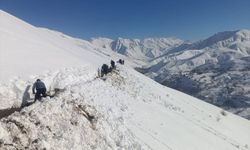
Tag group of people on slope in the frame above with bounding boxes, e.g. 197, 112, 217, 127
32, 59, 125, 101
100, 59, 125, 77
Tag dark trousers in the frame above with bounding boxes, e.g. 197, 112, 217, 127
35, 88, 47, 101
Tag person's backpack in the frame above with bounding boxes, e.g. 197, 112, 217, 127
35, 80, 46, 89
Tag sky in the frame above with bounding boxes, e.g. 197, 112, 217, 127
1, 0, 250, 40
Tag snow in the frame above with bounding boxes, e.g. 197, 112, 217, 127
0, 10, 250, 150
90, 37, 183, 61
0, 10, 133, 82
1, 65, 250, 150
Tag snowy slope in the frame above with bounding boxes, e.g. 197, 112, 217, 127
0, 65, 250, 150
142, 29, 250, 119
0, 10, 136, 82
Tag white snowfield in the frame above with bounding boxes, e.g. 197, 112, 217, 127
0, 10, 134, 82
0, 66, 250, 150
0, 10, 250, 150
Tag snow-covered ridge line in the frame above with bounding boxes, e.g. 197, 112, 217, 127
89, 29, 250, 62
90, 37, 184, 60
185, 29, 250, 50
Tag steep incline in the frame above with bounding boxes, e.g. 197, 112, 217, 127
0, 65, 249, 150
0, 10, 123, 82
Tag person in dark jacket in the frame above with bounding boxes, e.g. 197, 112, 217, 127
32, 79, 47, 101
110, 60, 116, 69
118, 59, 124, 65
101, 64, 109, 77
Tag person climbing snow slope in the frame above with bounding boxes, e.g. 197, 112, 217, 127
32, 79, 47, 101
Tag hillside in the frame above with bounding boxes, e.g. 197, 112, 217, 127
0, 10, 134, 82
1, 66, 250, 150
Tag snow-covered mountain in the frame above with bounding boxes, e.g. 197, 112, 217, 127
0, 10, 250, 150
166, 30, 250, 54
190, 30, 250, 51
89, 29, 250, 120
90, 37, 183, 61
142, 29, 250, 119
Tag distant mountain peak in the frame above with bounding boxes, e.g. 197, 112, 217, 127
234, 29, 250, 40
186, 29, 250, 50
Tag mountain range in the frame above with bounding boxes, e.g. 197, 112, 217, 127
90, 29, 250, 120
